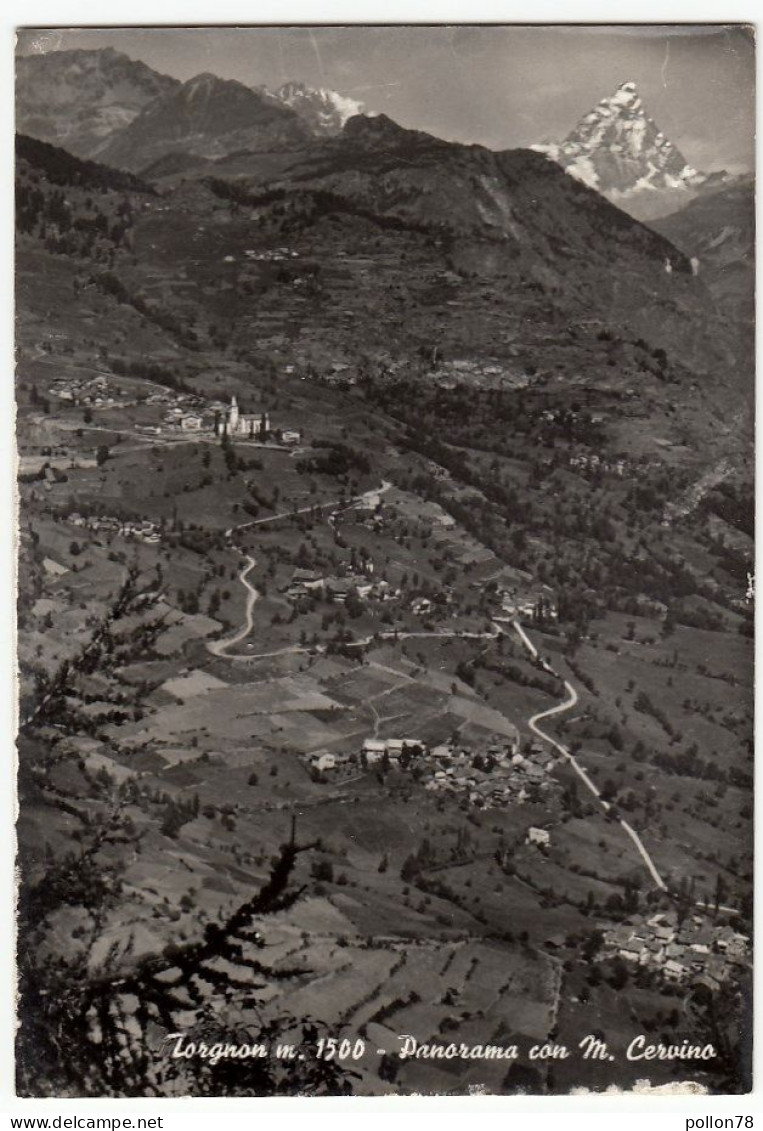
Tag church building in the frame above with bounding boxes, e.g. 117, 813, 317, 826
217, 396, 271, 438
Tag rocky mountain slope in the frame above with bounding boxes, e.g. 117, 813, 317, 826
212, 113, 730, 365
16, 47, 179, 158
95, 72, 312, 171
651, 179, 754, 303
534, 81, 734, 221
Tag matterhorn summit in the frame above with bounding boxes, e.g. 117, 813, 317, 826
534, 81, 727, 220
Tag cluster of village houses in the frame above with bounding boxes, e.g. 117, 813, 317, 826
140, 389, 208, 433
601, 911, 750, 990
285, 566, 400, 605
568, 452, 627, 477
46, 370, 304, 445
137, 393, 302, 446
417, 736, 558, 808
49, 373, 127, 408
284, 565, 466, 620
67, 511, 162, 544
497, 586, 558, 621
283, 537, 556, 630
313, 362, 359, 388
540, 407, 607, 427
434, 357, 533, 391
307, 732, 560, 811
307, 737, 425, 775
241, 247, 300, 263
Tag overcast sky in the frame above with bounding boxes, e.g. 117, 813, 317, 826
16, 24, 755, 172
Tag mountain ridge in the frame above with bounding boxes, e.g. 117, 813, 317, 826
534, 80, 738, 221
16, 47, 368, 163
93, 71, 313, 171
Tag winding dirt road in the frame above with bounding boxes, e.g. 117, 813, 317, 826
208, 555, 259, 658
512, 620, 668, 892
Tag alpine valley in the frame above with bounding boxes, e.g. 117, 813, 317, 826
15, 45, 753, 1098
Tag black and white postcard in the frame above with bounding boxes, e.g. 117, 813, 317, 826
13, 23, 755, 1098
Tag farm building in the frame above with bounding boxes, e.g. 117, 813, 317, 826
362, 739, 387, 763
526, 827, 551, 848
664, 960, 689, 981
42, 557, 68, 576
310, 751, 336, 772
362, 738, 426, 763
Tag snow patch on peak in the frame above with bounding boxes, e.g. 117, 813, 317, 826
318, 87, 367, 126
565, 155, 600, 190
607, 81, 641, 109
272, 81, 367, 135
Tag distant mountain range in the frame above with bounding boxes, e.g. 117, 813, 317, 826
17, 50, 748, 223
534, 81, 739, 221
14, 45, 753, 432
16, 47, 368, 169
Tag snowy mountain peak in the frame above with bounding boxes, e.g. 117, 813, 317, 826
272, 81, 368, 136
610, 80, 640, 105
532, 80, 722, 220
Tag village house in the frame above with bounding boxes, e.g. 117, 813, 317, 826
284, 569, 326, 600
500, 586, 558, 622
324, 578, 349, 603
526, 827, 551, 848
715, 928, 749, 957
362, 739, 387, 764
292, 568, 325, 589
371, 580, 398, 601
42, 557, 68, 577
362, 737, 426, 764
430, 743, 454, 762
411, 597, 433, 616
310, 750, 336, 772
619, 942, 645, 964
